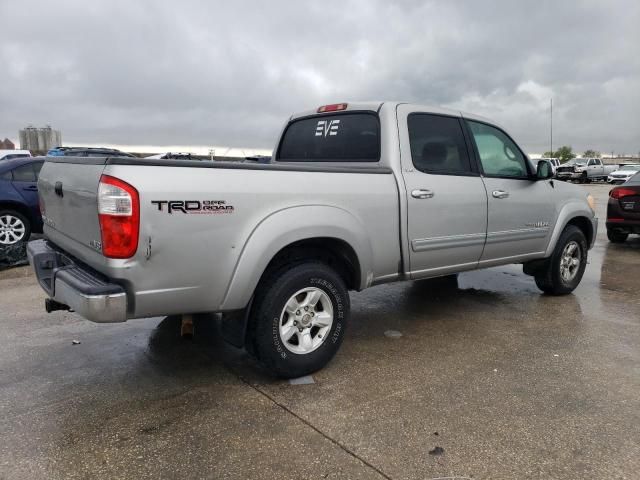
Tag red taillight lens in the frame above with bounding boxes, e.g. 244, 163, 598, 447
317, 103, 348, 113
98, 175, 139, 258
610, 187, 638, 199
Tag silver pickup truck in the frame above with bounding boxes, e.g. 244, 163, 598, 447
555, 157, 618, 183
27, 102, 598, 377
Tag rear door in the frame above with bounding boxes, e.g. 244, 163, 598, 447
464, 119, 557, 264
398, 106, 488, 278
587, 158, 602, 177
10, 161, 42, 207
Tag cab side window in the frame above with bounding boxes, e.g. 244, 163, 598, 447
466, 121, 529, 178
407, 114, 473, 174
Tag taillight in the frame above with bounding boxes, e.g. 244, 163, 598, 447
317, 103, 348, 113
610, 187, 638, 200
98, 175, 139, 258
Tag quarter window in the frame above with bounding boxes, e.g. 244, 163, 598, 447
407, 114, 473, 174
467, 121, 529, 178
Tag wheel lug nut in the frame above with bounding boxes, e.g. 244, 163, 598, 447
294, 321, 298, 326
296, 310, 300, 315
304, 306, 309, 311
311, 312, 314, 316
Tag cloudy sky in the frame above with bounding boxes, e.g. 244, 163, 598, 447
1, 0, 639, 156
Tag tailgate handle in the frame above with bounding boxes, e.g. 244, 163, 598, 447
54, 182, 63, 197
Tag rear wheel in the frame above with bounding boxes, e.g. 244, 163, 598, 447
0, 210, 31, 245
607, 229, 628, 243
534, 225, 587, 295
248, 262, 349, 378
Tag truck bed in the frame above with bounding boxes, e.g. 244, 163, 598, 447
37, 156, 402, 318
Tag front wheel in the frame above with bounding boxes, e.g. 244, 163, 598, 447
534, 225, 588, 295
248, 262, 350, 378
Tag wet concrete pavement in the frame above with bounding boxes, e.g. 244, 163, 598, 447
0, 184, 638, 479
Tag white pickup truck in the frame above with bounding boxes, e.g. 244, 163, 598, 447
28, 102, 598, 377
555, 157, 618, 183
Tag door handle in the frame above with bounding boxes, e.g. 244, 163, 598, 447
411, 189, 435, 199
23, 186, 38, 191
492, 190, 509, 199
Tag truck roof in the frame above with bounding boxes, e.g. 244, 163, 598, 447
289, 101, 499, 127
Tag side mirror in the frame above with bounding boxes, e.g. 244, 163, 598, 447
536, 160, 554, 180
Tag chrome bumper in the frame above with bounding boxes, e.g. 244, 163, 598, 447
27, 239, 128, 323
556, 171, 580, 179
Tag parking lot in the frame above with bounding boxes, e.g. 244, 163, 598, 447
0, 183, 637, 479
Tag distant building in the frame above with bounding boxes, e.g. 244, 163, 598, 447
19, 125, 61, 152
0, 138, 15, 149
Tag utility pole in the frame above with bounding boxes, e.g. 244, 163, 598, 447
550, 98, 553, 157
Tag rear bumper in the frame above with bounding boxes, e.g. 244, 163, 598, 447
27, 239, 128, 323
606, 219, 640, 233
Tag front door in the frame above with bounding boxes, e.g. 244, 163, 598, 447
398, 107, 488, 278
464, 119, 557, 265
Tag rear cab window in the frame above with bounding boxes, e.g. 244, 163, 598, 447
407, 113, 474, 175
277, 113, 380, 162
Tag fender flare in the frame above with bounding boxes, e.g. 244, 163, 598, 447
544, 202, 596, 257
220, 205, 373, 310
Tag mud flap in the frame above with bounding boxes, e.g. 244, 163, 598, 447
523, 258, 550, 276
220, 307, 250, 348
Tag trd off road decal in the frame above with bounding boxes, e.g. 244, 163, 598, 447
315, 119, 340, 137
151, 200, 234, 214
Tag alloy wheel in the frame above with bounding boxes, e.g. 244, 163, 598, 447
0, 214, 26, 245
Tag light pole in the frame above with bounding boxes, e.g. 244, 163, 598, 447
550, 98, 553, 157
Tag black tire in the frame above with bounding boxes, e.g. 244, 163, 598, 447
0, 209, 31, 245
248, 262, 350, 378
580, 172, 589, 184
534, 225, 588, 295
607, 229, 628, 243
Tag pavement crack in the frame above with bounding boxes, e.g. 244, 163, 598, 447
235, 375, 394, 480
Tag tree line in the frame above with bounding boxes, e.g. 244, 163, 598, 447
542, 147, 601, 162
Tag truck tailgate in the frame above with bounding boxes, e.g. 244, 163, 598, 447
38, 159, 106, 258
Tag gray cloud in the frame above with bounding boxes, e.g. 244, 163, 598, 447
1, 0, 639, 155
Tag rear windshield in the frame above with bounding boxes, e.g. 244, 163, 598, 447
277, 113, 379, 162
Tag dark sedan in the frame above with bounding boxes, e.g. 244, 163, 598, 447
0, 157, 44, 244
606, 172, 640, 243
